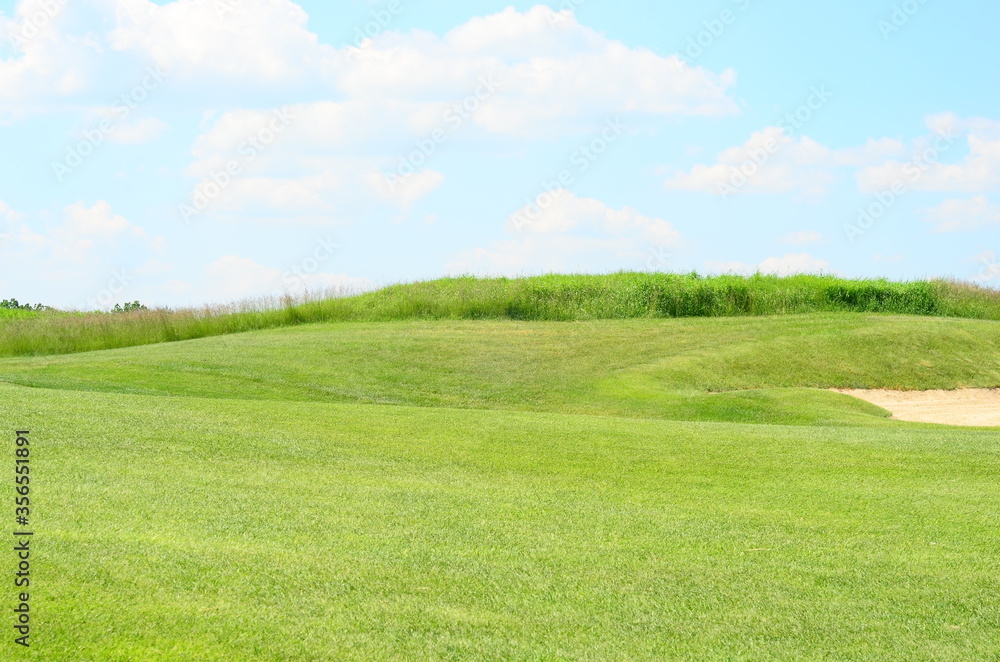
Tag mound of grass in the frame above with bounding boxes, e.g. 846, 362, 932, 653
1, 274, 999, 356
3, 314, 998, 425
308, 273, 1000, 321
351, 273, 947, 319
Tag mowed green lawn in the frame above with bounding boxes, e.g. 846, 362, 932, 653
2, 314, 999, 660
5, 313, 1000, 425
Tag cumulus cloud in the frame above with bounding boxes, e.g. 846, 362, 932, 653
758, 253, 834, 276
102, 2, 741, 137
666, 114, 1000, 200
62, 200, 146, 238
4, 1, 742, 223
103, 116, 169, 144
781, 230, 825, 245
831, 138, 907, 167
447, 190, 683, 275
2, 200, 158, 266
0, 199, 164, 306
200, 255, 373, 303
0, 0, 95, 112
108, 0, 338, 84
4, 0, 740, 136
665, 126, 836, 198
367, 169, 445, 209
969, 251, 1000, 284
340, 5, 738, 136
704, 253, 835, 276
179, 101, 446, 218
170, 3, 741, 219
923, 196, 1000, 232
856, 114, 1000, 193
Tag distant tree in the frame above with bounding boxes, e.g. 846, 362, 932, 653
113, 301, 148, 313
1, 299, 49, 311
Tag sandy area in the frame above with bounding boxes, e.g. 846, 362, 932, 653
833, 388, 1000, 427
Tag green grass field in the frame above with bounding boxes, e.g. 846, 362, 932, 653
0, 308, 40, 322
4, 273, 1000, 357
2, 277, 999, 660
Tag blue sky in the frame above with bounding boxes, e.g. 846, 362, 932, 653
1, 0, 998, 308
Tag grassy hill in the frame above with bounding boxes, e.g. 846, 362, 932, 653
2, 273, 1000, 356
3, 313, 999, 426
2, 277, 999, 660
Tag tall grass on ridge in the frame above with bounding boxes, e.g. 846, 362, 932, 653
2, 273, 999, 357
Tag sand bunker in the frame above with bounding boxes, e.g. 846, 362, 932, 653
833, 389, 1000, 427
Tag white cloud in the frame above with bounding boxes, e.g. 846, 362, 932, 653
970, 251, 1000, 284
781, 230, 825, 245
367, 169, 445, 209
171, 3, 741, 219
109, 0, 337, 83
103, 2, 737, 136
133, 258, 173, 275
443, 6, 604, 58
447, 190, 683, 274
63, 200, 145, 237
38, 200, 160, 266
705, 253, 834, 276
856, 114, 1000, 193
452, 5, 738, 135
3, 1, 742, 224
923, 196, 1000, 232
181, 106, 447, 217
103, 116, 168, 144
0, 199, 163, 306
665, 114, 1000, 200
0, 198, 24, 226
665, 126, 836, 197
190, 104, 341, 168
758, 253, 833, 276
201, 255, 372, 302
831, 137, 906, 167
5, 2, 739, 137
217, 174, 348, 214
0, 0, 92, 107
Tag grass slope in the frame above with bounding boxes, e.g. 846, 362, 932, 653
3, 273, 1000, 357
4, 309, 1000, 659
2, 314, 998, 425
4, 383, 999, 661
